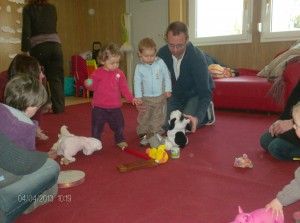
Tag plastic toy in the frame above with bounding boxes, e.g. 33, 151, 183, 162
85, 78, 92, 86
230, 206, 284, 223
146, 145, 168, 163
234, 154, 253, 168
164, 110, 190, 151
58, 170, 85, 188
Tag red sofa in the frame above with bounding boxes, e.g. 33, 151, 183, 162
212, 62, 300, 113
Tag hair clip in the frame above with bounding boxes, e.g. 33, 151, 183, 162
106, 50, 111, 57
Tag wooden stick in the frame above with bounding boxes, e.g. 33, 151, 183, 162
117, 159, 159, 173
118, 147, 160, 173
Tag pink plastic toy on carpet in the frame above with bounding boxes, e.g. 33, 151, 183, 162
230, 206, 284, 223
234, 154, 253, 168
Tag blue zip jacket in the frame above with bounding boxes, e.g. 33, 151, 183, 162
134, 57, 172, 98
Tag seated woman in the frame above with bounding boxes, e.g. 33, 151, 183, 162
260, 79, 300, 160
0, 54, 50, 140
0, 71, 59, 222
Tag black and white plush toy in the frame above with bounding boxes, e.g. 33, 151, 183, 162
164, 110, 190, 151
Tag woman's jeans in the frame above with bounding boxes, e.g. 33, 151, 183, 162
0, 159, 60, 223
260, 131, 300, 160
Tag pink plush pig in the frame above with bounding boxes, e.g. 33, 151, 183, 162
230, 206, 284, 223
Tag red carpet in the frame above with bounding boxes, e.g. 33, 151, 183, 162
16, 103, 299, 223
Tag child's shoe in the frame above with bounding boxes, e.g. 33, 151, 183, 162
138, 133, 146, 140
140, 135, 149, 147
148, 133, 164, 148
117, 142, 128, 149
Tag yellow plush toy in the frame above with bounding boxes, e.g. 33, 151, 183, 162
146, 145, 168, 164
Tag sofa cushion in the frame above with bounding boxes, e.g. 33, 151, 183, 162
213, 73, 283, 112
257, 41, 300, 81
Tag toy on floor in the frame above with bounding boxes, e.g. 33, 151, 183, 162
164, 110, 190, 151
230, 206, 284, 223
146, 145, 168, 163
234, 154, 253, 168
58, 170, 85, 188
117, 147, 160, 173
117, 159, 159, 173
51, 125, 102, 165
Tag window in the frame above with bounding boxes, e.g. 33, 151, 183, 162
188, 0, 253, 46
260, 0, 300, 42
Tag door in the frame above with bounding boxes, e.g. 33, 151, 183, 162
125, 0, 168, 90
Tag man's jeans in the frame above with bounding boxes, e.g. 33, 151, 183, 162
163, 96, 209, 130
0, 159, 60, 223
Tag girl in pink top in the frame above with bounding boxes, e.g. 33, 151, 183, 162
85, 43, 141, 149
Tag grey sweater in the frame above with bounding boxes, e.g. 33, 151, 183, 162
277, 167, 300, 206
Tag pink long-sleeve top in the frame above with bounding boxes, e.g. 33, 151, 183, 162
85, 67, 134, 108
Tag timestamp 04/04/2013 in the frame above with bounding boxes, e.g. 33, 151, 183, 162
18, 194, 54, 203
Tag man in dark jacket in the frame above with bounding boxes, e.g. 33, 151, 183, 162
157, 21, 215, 132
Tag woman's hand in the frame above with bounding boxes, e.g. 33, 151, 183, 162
47, 150, 57, 159
269, 119, 293, 137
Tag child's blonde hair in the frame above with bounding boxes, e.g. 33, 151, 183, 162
97, 43, 122, 62
138, 37, 157, 53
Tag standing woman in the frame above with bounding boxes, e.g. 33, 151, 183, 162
21, 0, 65, 114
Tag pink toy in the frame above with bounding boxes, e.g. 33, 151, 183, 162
56, 136, 102, 162
51, 125, 102, 163
230, 206, 284, 223
234, 154, 253, 168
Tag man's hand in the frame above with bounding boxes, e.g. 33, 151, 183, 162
183, 114, 198, 133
